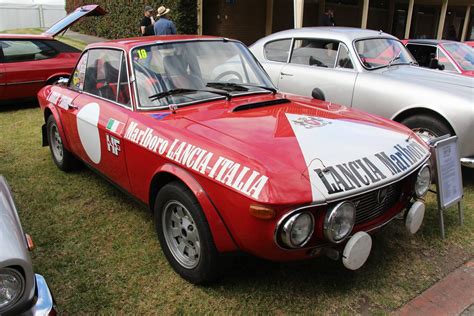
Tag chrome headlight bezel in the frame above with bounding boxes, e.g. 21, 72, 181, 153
0, 267, 25, 312
324, 201, 356, 243
280, 212, 315, 249
415, 164, 431, 198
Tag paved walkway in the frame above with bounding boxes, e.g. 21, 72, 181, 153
64, 30, 104, 44
395, 260, 474, 316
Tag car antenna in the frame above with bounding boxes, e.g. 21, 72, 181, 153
168, 104, 178, 114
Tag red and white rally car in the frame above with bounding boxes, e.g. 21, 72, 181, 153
38, 35, 432, 284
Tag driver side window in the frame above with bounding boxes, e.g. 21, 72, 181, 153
83, 49, 122, 103
290, 39, 340, 68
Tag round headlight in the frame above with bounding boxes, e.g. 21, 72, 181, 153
281, 212, 314, 248
415, 164, 431, 198
324, 201, 356, 243
0, 268, 25, 311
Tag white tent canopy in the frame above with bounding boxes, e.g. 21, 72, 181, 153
0, 0, 66, 31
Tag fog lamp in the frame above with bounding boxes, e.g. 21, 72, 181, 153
280, 212, 314, 248
324, 201, 356, 243
0, 268, 25, 311
415, 164, 431, 198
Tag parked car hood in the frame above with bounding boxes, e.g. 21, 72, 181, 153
376, 65, 474, 89
169, 94, 430, 204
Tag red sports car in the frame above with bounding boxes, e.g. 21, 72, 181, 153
0, 5, 105, 105
404, 39, 474, 76
465, 41, 474, 49
38, 35, 432, 284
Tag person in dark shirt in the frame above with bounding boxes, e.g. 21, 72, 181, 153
321, 9, 335, 26
154, 6, 177, 35
140, 5, 155, 36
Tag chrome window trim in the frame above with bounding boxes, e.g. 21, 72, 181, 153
4, 79, 44, 86
129, 39, 273, 111
273, 156, 430, 250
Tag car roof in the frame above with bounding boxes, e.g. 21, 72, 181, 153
405, 39, 461, 46
0, 34, 54, 40
86, 35, 227, 51
257, 27, 397, 43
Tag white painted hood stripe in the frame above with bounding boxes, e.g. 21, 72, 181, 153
286, 114, 429, 203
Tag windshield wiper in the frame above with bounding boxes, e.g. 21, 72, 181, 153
149, 88, 231, 101
387, 53, 401, 68
206, 82, 277, 94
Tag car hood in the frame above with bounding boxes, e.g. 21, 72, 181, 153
169, 94, 430, 204
42, 4, 106, 37
376, 65, 474, 89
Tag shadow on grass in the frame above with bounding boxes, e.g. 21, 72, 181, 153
0, 101, 39, 112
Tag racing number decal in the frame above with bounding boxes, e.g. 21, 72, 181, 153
136, 49, 148, 59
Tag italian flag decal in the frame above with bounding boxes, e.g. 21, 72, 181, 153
106, 118, 125, 135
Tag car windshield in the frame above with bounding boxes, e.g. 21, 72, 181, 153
354, 38, 415, 69
131, 40, 275, 109
443, 42, 474, 71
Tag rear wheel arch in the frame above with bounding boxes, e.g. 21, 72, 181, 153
392, 107, 455, 136
148, 165, 238, 253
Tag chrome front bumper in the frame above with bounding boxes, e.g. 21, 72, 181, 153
461, 157, 474, 168
26, 274, 56, 315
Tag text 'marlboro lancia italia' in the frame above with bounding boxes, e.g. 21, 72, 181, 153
38, 35, 432, 284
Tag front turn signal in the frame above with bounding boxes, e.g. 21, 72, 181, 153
25, 233, 35, 251
249, 205, 276, 220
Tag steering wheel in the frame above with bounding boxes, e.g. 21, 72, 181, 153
214, 71, 243, 82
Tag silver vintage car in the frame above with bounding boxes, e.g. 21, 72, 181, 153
0, 176, 56, 315
250, 27, 474, 168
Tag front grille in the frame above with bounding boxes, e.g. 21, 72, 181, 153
350, 182, 403, 224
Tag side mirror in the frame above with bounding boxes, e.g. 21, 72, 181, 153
429, 58, 444, 70
312, 88, 325, 101
56, 77, 69, 86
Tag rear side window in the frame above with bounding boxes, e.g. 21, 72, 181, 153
71, 51, 89, 91
83, 49, 123, 103
0, 40, 57, 63
290, 39, 340, 68
264, 39, 292, 62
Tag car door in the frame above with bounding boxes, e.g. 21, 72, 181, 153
68, 48, 132, 191
0, 63, 5, 99
0, 39, 59, 100
277, 38, 357, 105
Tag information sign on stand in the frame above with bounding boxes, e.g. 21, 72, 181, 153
429, 135, 464, 239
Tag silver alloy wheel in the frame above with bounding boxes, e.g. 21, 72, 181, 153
49, 123, 64, 163
162, 200, 201, 269
412, 127, 438, 143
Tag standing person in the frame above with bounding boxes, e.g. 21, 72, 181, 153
154, 6, 177, 35
321, 9, 336, 26
140, 6, 155, 36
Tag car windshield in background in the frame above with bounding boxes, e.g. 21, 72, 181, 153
355, 38, 415, 70
131, 40, 275, 109
443, 43, 474, 71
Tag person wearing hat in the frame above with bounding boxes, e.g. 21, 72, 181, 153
153, 6, 177, 35
140, 5, 155, 36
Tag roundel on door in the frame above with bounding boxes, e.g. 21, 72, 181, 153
77, 102, 101, 164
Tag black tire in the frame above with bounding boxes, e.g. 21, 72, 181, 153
46, 115, 79, 171
154, 181, 221, 284
401, 114, 452, 141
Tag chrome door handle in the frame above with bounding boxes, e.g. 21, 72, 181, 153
68, 103, 78, 110
280, 72, 293, 76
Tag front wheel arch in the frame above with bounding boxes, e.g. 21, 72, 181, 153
392, 107, 455, 136
148, 165, 238, 253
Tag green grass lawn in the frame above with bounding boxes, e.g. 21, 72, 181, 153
1, 28, 87, 50
0, 105, 472, 314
